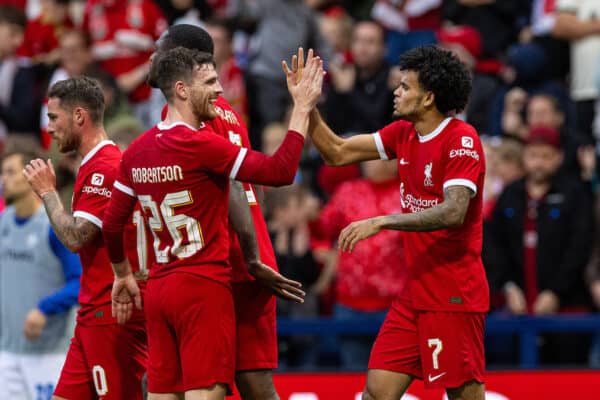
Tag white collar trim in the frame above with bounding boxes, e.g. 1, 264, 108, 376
417, 117, 453, 143
81, 140, 116, 166
157, 121, 203, 131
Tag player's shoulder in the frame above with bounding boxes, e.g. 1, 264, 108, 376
81, 141, 121, 172
444, 119, 481, 145
378, 119, 413, 135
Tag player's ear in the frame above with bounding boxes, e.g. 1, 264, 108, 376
423, 91, 435, 108
73, 107, 85, 126
174, 80, 188, 100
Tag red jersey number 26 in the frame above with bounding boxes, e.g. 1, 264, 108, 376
137, 191, 204, 263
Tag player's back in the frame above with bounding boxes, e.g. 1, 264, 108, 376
208, 96, 278, 281
121, 121, 236, 284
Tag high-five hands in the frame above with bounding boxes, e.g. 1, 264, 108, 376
282, 47, 325, 111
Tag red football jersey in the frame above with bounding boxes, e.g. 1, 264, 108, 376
208, 96, 278, 282
71, 141, 122, 324
113, 121, 304, 283
374, 117, 489, 312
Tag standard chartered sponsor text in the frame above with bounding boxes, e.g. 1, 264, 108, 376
402, 193, 439, 212
132, 165, 184, 183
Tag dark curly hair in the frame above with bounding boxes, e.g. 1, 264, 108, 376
398, 45, 472, 114
148, 24, 214, 88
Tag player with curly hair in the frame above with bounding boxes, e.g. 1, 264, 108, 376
285, 45, 488, 400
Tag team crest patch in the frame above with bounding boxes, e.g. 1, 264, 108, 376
424, 162, 433, 187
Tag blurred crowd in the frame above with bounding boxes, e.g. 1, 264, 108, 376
1, 0, 600, 370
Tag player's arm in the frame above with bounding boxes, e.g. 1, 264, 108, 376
23, 159, 100, 252
283, 48, 380, 166
308, 109, 382, 166
339, 186, 473, 252
228, 181, 305, 302
553, 10, 600, 40
103, 184, 142, 324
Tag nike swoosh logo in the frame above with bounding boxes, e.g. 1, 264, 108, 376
428, 372, 447, 382
399, 159, 409, 165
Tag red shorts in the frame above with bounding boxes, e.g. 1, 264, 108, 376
54, 320, 147, 399
145, 272, 235, 393
368, 299, 485, 389
233, 281, 277, 371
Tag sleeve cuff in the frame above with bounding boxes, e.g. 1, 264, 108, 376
229, 147, 248, 180
443, 179, 477, 197
73, 210, 103, 228
114, 181, 135, 197
372, 132, 389, 160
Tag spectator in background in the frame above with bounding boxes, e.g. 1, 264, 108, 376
84, 66, 144, 139
437, 24, 499, 134
82, 0, 167, 129
205, 19, 248, 121
443, 0, 527, 62
0, 6, 38, 141
322, 20, 394, 136
553, 0, 600, 139
311, 159, 406, 370
0, 149, 81, 400
40, 29, 94, 149
266, 185, 321, 368
371, 0, 441, 63
502, 92, 591, 178
481, 136, 524, 221
17, 0, 73, 66
318, 6, 353, 65
484, 126, 593, 364
239, 0, 332, 149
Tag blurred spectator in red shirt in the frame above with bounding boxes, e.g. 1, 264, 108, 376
0, 6, 38, 141
311, 159, 407, 369
17, 0, 73, 65
205, 19, 247, 121
82, 0, 167, 128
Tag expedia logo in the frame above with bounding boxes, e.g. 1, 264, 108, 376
82, 186, 112, 198
449, 148, 479, 160
91, 173, 104, 186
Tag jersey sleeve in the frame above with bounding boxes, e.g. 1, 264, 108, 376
72, 161, 118, 228
442, 131, 483, 196
195, 131, 246, 176
371, 120, 410, 160
102, 154, 138, 263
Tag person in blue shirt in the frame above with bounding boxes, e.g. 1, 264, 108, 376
0, 149, 81, 400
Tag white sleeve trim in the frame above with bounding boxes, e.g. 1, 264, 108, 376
229, 147, 248, 180
443, 179, 477, 197
372, 132, 389, 160
114, 181, 135, 197
73, 211, 103, 228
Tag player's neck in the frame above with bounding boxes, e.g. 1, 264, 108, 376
78, 127, 109, 160
14, 191, 42, 218
414, 112, 447, 138
164, 104, 201, 130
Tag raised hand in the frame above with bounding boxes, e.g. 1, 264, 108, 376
248, 261, 306, 303
282, 47, 324, 111
23, 158, 57, 197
